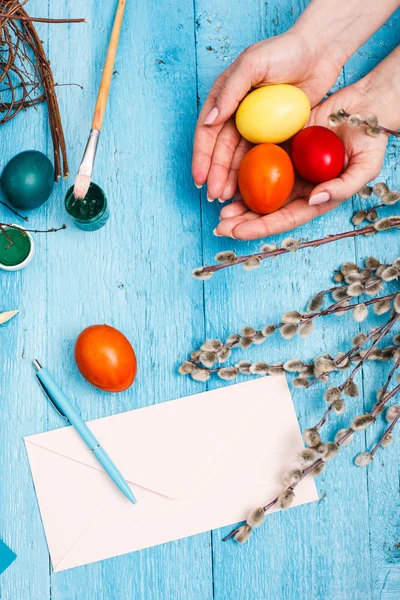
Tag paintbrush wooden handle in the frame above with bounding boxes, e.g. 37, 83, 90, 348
92, 0, 126, 131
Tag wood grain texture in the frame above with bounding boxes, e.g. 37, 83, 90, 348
0, 1, 399, 599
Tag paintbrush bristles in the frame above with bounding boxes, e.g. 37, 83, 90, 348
73, 174, 90, 200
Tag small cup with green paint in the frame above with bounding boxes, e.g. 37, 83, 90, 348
64, 182, 109, 231
0, 225, 34, 271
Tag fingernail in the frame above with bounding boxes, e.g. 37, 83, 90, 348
204, 107, 219, 125
207, 194, 215, 202
195, 182, 203, 189
230, 232, 237, 239
218, 198, 225, 203
309, 192, 331, 206
213, 228, 221, 236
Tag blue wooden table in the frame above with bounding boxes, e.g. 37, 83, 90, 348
1, 1, 399, 598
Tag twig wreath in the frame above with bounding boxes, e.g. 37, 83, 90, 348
0, 2, 84, 245
0, 1, 85, 179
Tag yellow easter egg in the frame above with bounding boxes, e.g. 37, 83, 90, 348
236, 84, 311, 144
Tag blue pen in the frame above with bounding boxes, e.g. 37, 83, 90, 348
33, 360, 136, 505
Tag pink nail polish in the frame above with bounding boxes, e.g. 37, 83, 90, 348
207, 194, 215, 202
204, 107, 219, 125
213, 228, 221, 237
309, 192, 331, 206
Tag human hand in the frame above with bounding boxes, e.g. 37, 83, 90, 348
192, 0, 400, 206
214, 80, 393, 240
192, 29, 345, 202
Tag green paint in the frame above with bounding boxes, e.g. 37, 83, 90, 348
65, 183, 109, 231
66, 186, 104, 220
0, 227, 31, 266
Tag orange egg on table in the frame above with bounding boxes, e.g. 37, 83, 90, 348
74, 324, 137, 393
238, 143, 295, 214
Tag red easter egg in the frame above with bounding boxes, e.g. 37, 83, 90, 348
291, 125, 345, 184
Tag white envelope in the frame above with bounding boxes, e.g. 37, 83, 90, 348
25, 376, 318, 571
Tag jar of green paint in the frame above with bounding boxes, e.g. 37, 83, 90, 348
64, 183, 109, 231
0, 225, 34, 271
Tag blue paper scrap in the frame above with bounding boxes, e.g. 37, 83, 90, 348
0, 540, 16, 575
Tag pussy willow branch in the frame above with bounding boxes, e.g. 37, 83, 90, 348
265, 461, 324, 509
373, 354, 400, 412
339, 110, 400, 138
222, 459, 324, 541
194, 218, 400, 278
206, 267, 385, 347
183, 256, 400, 383
339, 317, 397, 388
370, 413, 400, 456
353, 183, 399, 226
306, 318, 390, 389
328, 384, 400, 448
370, 383, 400, 418
191, 340, 397, 380
276, 276, 383, 328
329, 109, 400, 138
305, 287, 391, 315
284, 283, 391, 329
223, 380, 400, 543
314, 316, 398, 431
185, 291, 397, 376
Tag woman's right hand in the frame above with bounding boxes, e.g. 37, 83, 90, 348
192, 28, 346, 202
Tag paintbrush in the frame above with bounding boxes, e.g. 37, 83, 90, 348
73, 0, 126, 200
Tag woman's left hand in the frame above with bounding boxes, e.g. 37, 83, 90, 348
213, 81, 391, 240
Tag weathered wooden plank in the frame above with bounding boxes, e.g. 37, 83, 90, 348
0, 3, 52, 599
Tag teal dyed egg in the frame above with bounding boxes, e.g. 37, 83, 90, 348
1, 151, 54, 210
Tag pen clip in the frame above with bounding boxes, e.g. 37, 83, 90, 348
36, 375, 69, 422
